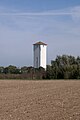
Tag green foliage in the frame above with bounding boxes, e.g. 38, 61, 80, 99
46, 55, 80, 79
0, 65, 46, 79
0, 55, 80, 79
3, 65, 21, 74
0, 67, 4, 73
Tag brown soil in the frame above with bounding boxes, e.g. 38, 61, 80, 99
0, 80, 80, 120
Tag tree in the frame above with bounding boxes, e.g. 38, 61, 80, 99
48, 55, 80, 79
0, 67, 4, 73
3, 65, 20, 74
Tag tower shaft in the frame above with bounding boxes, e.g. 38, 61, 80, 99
33, 42, 47, 70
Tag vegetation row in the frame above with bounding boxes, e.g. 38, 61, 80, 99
0, 55, 80, 79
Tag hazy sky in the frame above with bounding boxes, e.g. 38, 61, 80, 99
0, 0, 80, 67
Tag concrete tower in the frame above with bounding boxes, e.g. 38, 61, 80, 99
33, 41, 47, 70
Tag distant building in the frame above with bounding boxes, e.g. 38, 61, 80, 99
33, 41, 47, 70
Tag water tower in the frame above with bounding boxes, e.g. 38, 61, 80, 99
33, 41, 47, 70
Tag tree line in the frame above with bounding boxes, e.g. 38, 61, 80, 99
46, 55, 80, 79
0, 55, 80, 79
0, 66, 46, 79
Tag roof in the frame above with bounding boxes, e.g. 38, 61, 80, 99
33, 41, 47, 46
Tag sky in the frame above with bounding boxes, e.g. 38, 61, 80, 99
0, 0, 80, 67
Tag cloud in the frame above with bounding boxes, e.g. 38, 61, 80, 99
71, 6, 80, 21
0, 5, 80, 66
0, 5, 79, 17
0, 5, 80, 24
0, 12, 72, 16
0, 5, 80, 27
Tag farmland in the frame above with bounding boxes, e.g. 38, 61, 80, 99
0, 80, 80, 120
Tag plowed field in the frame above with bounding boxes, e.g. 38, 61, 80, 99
0, 80, 80, 120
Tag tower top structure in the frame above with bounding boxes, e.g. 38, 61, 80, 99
33, 41, 47, 46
